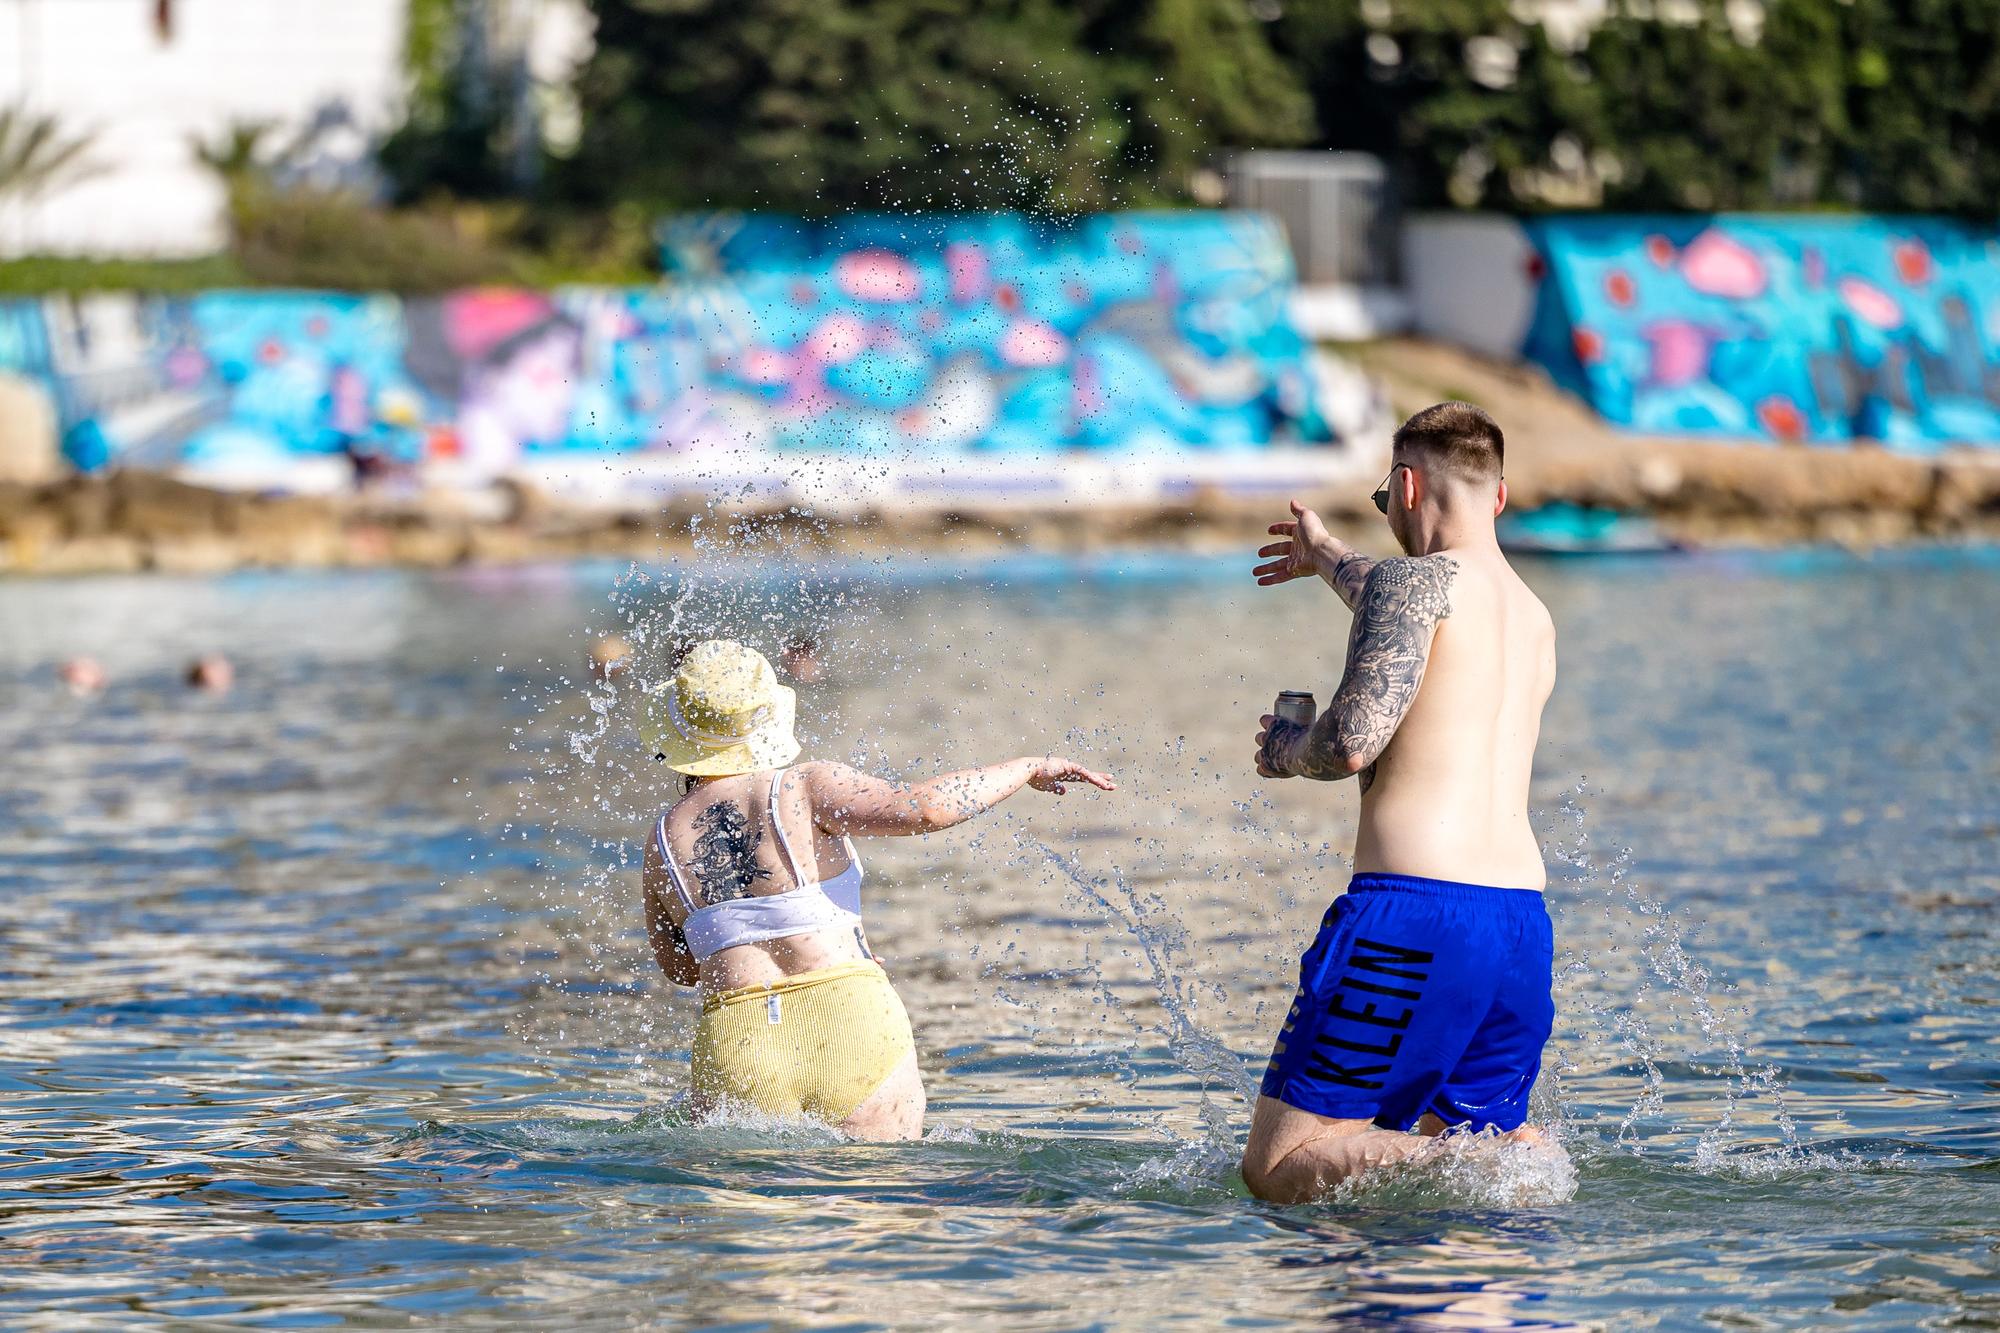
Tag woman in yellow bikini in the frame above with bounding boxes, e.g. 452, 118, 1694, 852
639, 639, 1115, 1140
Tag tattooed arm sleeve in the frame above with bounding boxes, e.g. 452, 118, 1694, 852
1326, 550, 1378, 613
1292, 556, 1456, 781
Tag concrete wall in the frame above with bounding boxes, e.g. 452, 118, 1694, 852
1528, 214, 2000, 446
1405, 210, 2000, 447
0, 212, 1361, 490
1401, 214, 1540, 360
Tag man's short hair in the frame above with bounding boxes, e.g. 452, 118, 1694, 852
1392, 401, 1504, 484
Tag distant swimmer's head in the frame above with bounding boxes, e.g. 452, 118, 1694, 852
589, 634, 632, 681
1381, 401, 1507, 552
641, 639, 801, 778
185, 654, 234, 692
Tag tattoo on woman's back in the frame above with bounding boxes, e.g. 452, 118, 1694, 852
688, 804, 772, 902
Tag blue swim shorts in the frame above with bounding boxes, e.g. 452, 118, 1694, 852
1259, 873, 1555, 1132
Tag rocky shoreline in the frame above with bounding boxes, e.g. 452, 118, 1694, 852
1, 442, 1998, 579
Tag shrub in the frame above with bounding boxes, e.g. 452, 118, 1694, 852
226, 185, 515, 292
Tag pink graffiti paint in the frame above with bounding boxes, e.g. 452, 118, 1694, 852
945, 243, 989, 305
834, 249, 921, 302
523, 353, 566, 390
801, 313, 868, 365
1756, 395, 1809, 441
1892, 239, 1933, 285
164, 344, 207, 388
460, 317, 581, 466
330, 366, 368, 435
1803, 248, 1827, 289
1641, 321, 1710, 387
1679, 230, 1767, 299
1072, 356, 1104, 419
1837, 276, 1904, 330
738, 345, 790, 385
443, 290, 557, 362
999, 318, 1068, 368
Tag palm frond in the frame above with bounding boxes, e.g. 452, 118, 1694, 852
0, 105, 100, 200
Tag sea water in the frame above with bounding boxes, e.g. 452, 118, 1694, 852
0, 546, 1994, 1328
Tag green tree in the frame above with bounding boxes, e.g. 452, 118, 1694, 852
1831, 0, 2000, 213
378, 0, 529, 202
1277, 0, 2000, 216
1076, 0, 1319, 200
564, 0, 1313, 214
1578, 0, 1846, 211
1273, 0, 1519, 205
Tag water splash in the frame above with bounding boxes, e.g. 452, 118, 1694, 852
1034, 841, 1583, 1207
1029, 842, 1251, 1185
1543, 780, 1836, 1176
1330, 1128, 1580, 1209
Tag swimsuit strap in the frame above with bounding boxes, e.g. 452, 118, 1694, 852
766, 766, 862, 884
766, 767, 807, 884
653, 811, 700, 915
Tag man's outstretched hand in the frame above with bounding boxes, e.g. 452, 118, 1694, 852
1253, 500, 1342, 587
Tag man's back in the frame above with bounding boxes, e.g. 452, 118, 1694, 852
1243, 403, 1561, 1202
1353, 547, 1555, 890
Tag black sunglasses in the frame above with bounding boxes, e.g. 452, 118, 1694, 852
1371, 465, 1407, 516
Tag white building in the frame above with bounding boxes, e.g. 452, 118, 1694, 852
0, 0, 589, 260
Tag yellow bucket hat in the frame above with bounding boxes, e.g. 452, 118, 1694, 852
642, 639, 800, 777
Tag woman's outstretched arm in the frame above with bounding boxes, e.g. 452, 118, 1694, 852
802, 757, 1115, 838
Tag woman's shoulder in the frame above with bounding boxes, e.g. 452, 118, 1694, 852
785, 760, 868, 793
782, 762, 881, 829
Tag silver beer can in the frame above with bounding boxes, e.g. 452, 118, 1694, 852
1274, 690, 1317, 727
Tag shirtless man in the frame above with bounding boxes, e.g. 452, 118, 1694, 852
1241, 401, 1557, 1203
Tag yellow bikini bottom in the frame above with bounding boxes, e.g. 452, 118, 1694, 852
691, 960, 915, 1125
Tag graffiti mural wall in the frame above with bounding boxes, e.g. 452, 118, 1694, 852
0, 211, 1340, 484
1523, 215, 2000, 448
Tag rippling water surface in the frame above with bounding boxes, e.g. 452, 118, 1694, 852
1, 547, 1995, 1329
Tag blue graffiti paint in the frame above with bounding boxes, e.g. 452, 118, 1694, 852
0, 210, 1332, 477
1525, 215, 2000, 447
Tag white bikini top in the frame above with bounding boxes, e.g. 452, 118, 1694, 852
654, 767, 865, 963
